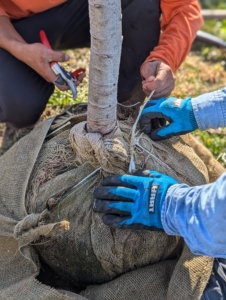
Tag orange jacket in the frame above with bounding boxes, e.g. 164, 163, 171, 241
144, 0, 203, 72
0, 0, 203, 72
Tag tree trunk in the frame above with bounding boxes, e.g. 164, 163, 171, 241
87, 0, 122, 135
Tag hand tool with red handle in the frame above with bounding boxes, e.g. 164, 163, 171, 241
39, 30, 85, 99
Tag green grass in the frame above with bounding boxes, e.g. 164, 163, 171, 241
194, 130, 226, 166
48, 83, 88, 108
201, 0, 226, 9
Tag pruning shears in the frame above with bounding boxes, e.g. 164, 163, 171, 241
39, 30, 85, 99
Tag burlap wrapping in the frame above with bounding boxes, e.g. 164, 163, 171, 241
0, 105, 217, 299
0, 119, 81, 299
182, 133, 226, 183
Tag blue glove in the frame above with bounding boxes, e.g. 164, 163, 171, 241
139, 97, 198, 141
93, 170, 178, 230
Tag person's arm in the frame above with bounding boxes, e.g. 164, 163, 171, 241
145, 0, 203, 72
162, 171, 226, 258
0, 16, 26, 55
140, 0, 203, 99
0, 16, 85, 89
0, 6, 8, 18
192, 87, 226, 131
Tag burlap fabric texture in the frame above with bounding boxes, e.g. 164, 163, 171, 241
0, 104, 220, 300
181, 133, 226, 183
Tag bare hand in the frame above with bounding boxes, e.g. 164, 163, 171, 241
23, 43, 85, 91
140, 60, 176, 99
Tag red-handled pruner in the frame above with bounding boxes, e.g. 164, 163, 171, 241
39, 30, 85, 99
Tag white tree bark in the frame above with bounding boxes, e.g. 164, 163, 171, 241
87, 0, 122, 134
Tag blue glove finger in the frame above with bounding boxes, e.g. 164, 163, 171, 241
117, 174, 152, 190
93, 198, 132, 215
148, 170, 172, 180
147, 171, 179, 186
107, 186, 138, 202
150, 118, 167, 137
134, 169, 164, 179
134, 169, 172, 181
107, 188, 150, 217
143, 97, 167, 109
139, 112, 165, 135
103, 213, 163, 230
158, 123, 183, 137
151, 122, 188, 141
151, 118, 161, 130
159, 118, 167, 127
141, 97, 167, 114
147, 170, 162, 176
103, 214, 131, 228
101, 175, 137, 189
143, 99, 159, 108
133, 169, 153, 177
119, 215, 164, 230
94, 186, 135, 201
140, 98, 166, 134
141, 106, 163, 117
153, 97, 198, 140
108, 201, 134, 215
140, 101, 171, 135
149, 128, 167, 141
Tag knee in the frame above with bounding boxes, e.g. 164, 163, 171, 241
0, 84, 54, 129
0, 48, 55, 128
11, 104, 45, 129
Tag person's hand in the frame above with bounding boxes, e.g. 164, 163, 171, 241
140, 96, 198, 141
93, 170, 178, 230
140, 60, 176, 99
23, 43, 86, 91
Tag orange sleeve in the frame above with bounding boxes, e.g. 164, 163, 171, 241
0, 6, 9, 17
144, 0, 203, 72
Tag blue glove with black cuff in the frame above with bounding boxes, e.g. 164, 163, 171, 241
93, 170, 178, 230
139, 97, 198, 141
